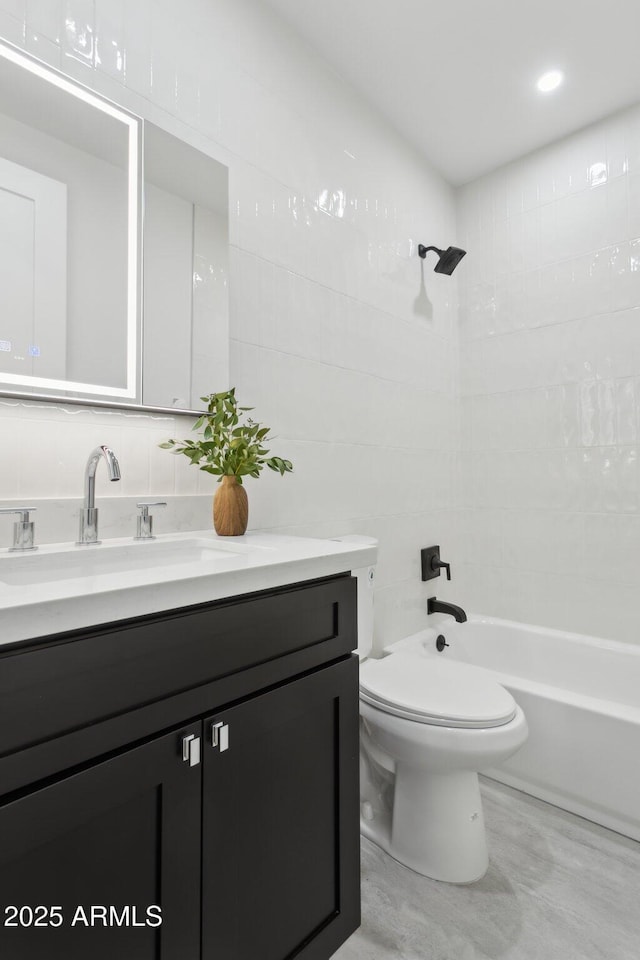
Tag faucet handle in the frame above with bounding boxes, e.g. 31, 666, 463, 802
0, 507, 38, 552
136, 501, 168, 516
0, 506, 37, 520
421, 545, 451, 582
135, 501, 166, 540
433, 557, 451, 581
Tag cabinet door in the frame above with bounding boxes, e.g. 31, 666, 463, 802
202, 657, 360, 960
0, 724, 202, 960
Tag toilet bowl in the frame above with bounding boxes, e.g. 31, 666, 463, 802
359, 653, 528, 883
329, 535, 528, 885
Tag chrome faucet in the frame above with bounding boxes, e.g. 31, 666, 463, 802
77, 445, 121, 545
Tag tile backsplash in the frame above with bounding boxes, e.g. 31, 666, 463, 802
456, 103, 640, 644
0, 0, 459, 651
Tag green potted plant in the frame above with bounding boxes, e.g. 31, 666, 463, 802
159, 388, 293, 536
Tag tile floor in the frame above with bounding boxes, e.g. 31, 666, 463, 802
334, 778, 640, 960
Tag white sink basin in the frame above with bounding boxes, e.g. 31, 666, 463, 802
0, 530, 378, 649
0, 538, 238, 586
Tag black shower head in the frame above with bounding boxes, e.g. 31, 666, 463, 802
418, 244, 467, 275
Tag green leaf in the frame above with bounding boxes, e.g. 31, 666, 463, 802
160, 385, 293, 482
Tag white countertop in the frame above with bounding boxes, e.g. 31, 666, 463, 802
0, 531, 377, 648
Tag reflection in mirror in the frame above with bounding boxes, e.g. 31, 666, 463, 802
0, 41, 139, 399
142, 124, 229, 411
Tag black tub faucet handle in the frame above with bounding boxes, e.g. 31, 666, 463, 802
432, 557, 451, 581
421, 546, 452, 582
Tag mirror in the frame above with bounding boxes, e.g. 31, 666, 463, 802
0, 40, 229, 414
0, 41, 139, 401
142, 123, 229, 411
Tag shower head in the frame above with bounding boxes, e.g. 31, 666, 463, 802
418, 244, 467, 275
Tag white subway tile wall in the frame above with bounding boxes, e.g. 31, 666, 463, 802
0, 0, 459, 650
456, 104, 640, 644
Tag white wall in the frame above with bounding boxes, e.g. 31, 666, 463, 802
0, 0, 459, 651
456, 104, 640, 644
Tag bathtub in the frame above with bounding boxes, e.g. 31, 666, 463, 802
386, 617, 640, 842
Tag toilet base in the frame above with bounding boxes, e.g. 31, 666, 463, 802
361, 828, 488, 885
361, 758, 489, 883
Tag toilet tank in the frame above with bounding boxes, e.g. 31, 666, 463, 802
330, 535, 377, 660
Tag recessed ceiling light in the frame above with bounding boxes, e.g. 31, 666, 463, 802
536, 69, 564, 93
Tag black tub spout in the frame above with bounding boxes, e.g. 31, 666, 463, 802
427, 597, 467, 623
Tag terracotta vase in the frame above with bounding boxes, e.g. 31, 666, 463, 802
213, 475, 248, 536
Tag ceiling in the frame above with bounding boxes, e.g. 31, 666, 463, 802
262, 0, 640, 185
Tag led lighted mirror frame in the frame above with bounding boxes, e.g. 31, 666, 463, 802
0, 40, 141, 405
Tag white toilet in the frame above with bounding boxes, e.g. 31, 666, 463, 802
341, 537, 528, 884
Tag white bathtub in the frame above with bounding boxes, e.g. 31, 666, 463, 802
386, 617, 640, 842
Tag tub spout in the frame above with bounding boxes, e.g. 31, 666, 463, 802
428, 597, 467, 623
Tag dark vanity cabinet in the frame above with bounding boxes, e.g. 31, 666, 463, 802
0, 725, 203, 959
203, 659, 359, 960
0, 574, 359, 960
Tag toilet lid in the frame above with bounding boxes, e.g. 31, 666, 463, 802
359, 654, 517, 728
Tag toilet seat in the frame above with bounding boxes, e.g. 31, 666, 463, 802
359, 654, 517, 728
